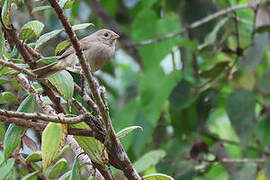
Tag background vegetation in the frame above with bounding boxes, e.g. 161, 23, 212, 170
0, 0, 269, 179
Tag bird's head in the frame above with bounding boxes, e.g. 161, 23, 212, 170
94, 29, 120, 46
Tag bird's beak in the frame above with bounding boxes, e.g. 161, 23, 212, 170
111, 33, 120, 40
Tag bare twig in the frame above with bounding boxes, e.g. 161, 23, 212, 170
0, 109, 89, 124
221, 158, 266, 163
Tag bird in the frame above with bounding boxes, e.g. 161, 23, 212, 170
33, 29, 120, 78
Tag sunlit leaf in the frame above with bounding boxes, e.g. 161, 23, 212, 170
117, 126, 143, 140
48, 70, 74, 100
1, 0, 11, 27
55, 40, 70, 55
35, 29, 63, 49
71, 23, 94, 31
36, 56, 59, 67
0, 91, 17, 104
142, 173, 174, 180
19, 20, 44, 41
47, 158, 68, 179
21, 170, 39, 180
0, 158, 15, 179
25, 151, 42, 163
32, 5, 51, 13
70, 157, 80, 180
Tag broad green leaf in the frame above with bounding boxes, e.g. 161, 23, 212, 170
202, 18, 228, 48
0, 158, 15, 179
239, 33, 268, 71
169, 79, 197, 111
2, 63, 28, 75
0, 92, 17, 104
21, 170, 39, 180
25, 152, 42, 163
59, 0, 73, 9
200, 61, 229, 79
258, 68, 270, 94
32, 5, 51, 13
117, 126, 143, 140
226, 90, 255, 144
1, 0, 11, 27
256, 25, 270, 33
48, 70, 74, 100
0, 77, 10, 85
71, 23, 94, 31
19, 20, 44, 41
58, 170, 71, 180
4, 94, 36, 159
35, 29, 63, 49
36, 56, 59, 67
47, 158, 68, 179
70, 157, 80, 180
134, 150, 166, 173
71, 122, 107, 165
55, 40, 70, 55
42, 123, 67, 172
142, 173, 174, 180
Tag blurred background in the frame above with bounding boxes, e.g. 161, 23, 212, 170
2, 0, 270, 179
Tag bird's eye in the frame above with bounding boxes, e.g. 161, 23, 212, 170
104, 33, 109, 37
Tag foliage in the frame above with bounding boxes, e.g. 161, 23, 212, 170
0, 0, 269, 179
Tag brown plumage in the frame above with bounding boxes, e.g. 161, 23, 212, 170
33, 29, 120, 78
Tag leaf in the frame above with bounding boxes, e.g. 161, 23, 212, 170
19, 20, 44, 41
47, 158, 68, 179
48, 70, 74, 100
258, 68, 270, 94
36, 56, 59, 67
70, 157, 80, 180
55, 40, 70, 55
117, 126, 143, 140
134, 150, 166, 173
142, 173, 174, 180
71, 23, 94, 31
59, 0, 74, 9
239, 33, 268, 71
23, 135, 37, 151
21, 170, 39, 180
35, 29, 63, 49
58, 170, 71, 180
1, 0, 11, 27
169, 79, 197, 111
0, 28, 3, 58
41, 123, 67, 172
25, 152, 42, 163
226, 90, 255, 144
231, 163, 256, 180
202, 18, 228, 48
0, 122, 5, 140
32, 5, 51, 13
0, 77, 10, 84
71, 122, 107, 165
0, 92, 17, 104
0, 158, 15, 179
264, 158, 270, 179
200, 61, 229, 79
4, 94, 36, 159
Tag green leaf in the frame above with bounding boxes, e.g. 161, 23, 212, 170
239, 33, 268, 71
58, 170, 71, 180
0, 158, 15, 179
36, 56, 59, 67
71, 122, 107, 165
200, 61, 229, 79
41, 123, 66, 172
59, 0, 73, 9
134, 150, 166, 173
17, 94, 36, 113
0, 122, 5, 140
202, 18, 228, 48
226, 90, 255, 144
0, 92, 17, 104
35, 29, 63, 49
47, 158, 68, 179
1, 0, 11, 27
258, 68, 270, 94
70, 157, 80, 180
142, 173, 174, 180
0, 28, 3, 58
32, 5, 51, 13
25, 152, 42, 163
48, 70, 74, 100
0, 77, 10, 85
55, 40, 70, 55
19, 20, 44, 41
231, 163, 256, 180
117, 126, 143, 140
71, 23, 94, 31
21, 170, 39, 180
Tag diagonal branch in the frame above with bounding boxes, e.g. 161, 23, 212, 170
137, 3, 255, 46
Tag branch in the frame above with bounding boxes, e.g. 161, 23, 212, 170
47, 1, 140, 179
88, 0, 145, 71
221, 158, 266, 163
0, 109, 90, 124
136, 4, 253, 46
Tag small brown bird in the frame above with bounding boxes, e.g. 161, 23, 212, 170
33, 29, 120, 78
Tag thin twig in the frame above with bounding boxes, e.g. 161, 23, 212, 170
136, 4, 254, 46
221, 158, 266, 163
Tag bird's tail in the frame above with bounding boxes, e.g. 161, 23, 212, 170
33, 62, 61, 78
